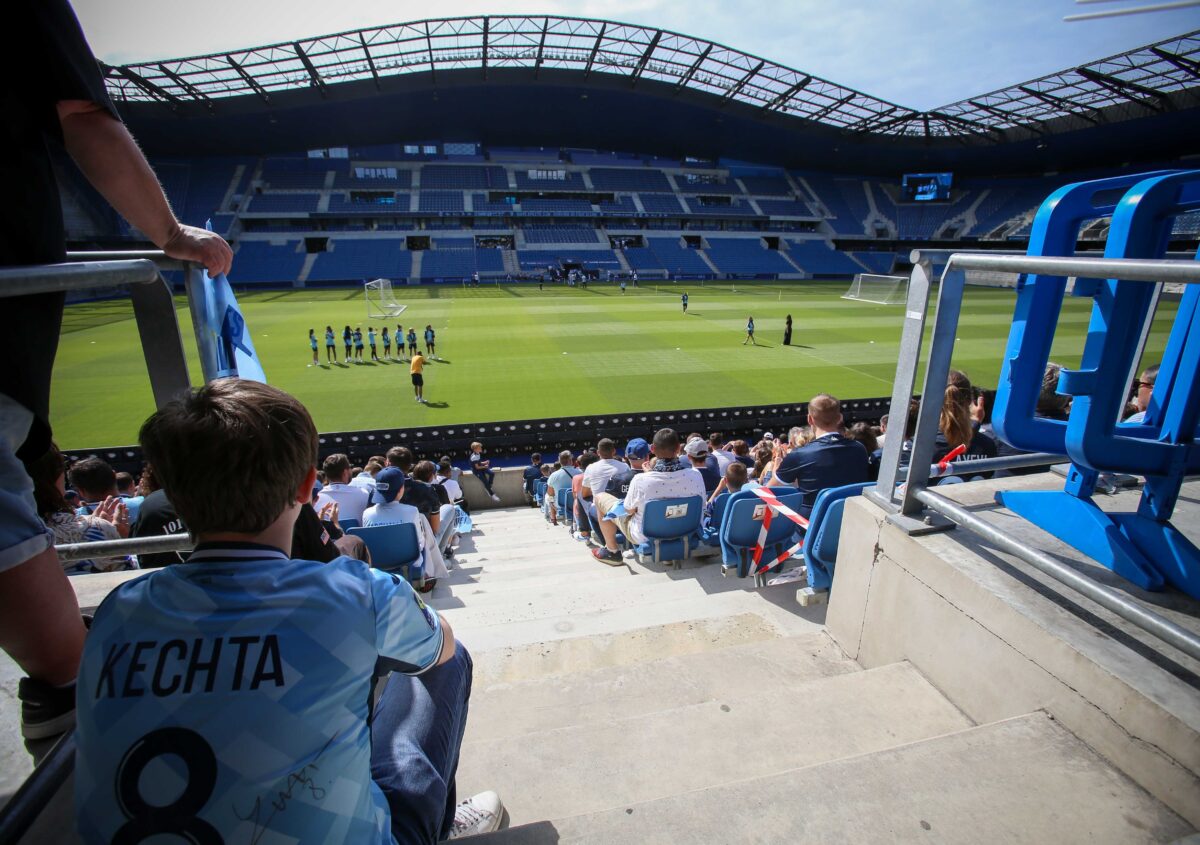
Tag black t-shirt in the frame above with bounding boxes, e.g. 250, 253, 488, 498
774, 434, 870, 517
400, 479, 442, 515
3, 1, 118, 459
130, 490, 187, 568
696, 465, 722, 495
291, 503, 340, 564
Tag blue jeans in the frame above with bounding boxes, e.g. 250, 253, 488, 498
371, 642, 473, 845
0, 394, 53, 574
472, 469, 495, 495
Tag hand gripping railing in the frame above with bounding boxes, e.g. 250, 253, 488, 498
865, 249, 1200, 663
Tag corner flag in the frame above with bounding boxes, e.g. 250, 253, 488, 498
202, 220, 266, 382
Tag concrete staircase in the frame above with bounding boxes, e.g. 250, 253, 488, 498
431, 507, 1192, 844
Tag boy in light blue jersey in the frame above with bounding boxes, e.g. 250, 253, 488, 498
368, 327, 379, 362
75, 379, 503, 843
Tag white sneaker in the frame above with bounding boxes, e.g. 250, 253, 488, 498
490, 493, 500, 502
448, 790, 503, 839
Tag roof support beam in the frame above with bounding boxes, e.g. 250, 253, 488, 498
723, 59, 765, 102
481, 17, 489, 80
534, 18, 549, 78
967, 99, 1047, 136
226, 56, 271, 104
629, 30, 661, 87
425, 21, 437, 83
1018, 85, 1103, 125
928, 110, 1003, 139
674, 44, 712, 94
583, 23, 607, 79
847, 105, 898, 132
1075, 66, 1169, 111
156, 64, 212, 108
359, 33, 381, 90
111, 65, 181, 108
292, 42, 326, 97
761, 75, 812, 112
1150, 46, 1200, 78
807, 92, 856, 123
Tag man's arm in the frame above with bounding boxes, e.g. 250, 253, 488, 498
57, 102, 232, 277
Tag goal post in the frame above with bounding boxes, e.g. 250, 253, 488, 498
364, 278, 407, 319
842, 273, 908, 305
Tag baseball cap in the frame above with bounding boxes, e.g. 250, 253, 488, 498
625, 438, 651, 459
684, 439, 710, 458
373, 467, 408, 504
762, 432, 775, 441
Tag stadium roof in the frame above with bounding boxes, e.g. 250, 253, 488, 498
101, 16, 1200, 142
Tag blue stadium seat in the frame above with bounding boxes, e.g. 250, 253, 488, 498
704, 239, 795, 276
800, 482, 871, 592
718, 488, 804, 578
348, 523, 424, 586
589, 168, 672, 192
700, 491, 731, 545
555, 487, 575, 530
632, 496, 704, 567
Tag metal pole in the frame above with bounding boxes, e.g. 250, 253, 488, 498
129, 275, 193, 408
0, 260, 159, 297
55, 533, 192, 563
914, 488, 1200, 662
0, 731, 75, 843
936, 452, 1064, 476
946, 253, 1200, 285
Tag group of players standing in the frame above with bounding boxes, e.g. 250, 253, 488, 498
308, 323, 437, 366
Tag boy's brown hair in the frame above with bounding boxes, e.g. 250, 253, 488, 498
139, 379, 318, 536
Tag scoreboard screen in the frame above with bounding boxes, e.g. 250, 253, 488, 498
902, 172, 952, 202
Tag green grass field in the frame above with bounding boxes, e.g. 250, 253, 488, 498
51, 280, 1178, 450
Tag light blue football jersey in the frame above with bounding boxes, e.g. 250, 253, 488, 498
75, 544, 443, 844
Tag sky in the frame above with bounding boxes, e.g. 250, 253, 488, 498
74, 0, 1200, 110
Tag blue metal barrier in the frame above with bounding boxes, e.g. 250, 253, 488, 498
997, 170, 1200, 598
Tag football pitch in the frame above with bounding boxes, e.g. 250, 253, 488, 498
51, 280, 1178, 450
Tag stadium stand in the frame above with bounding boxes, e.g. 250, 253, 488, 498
514, 170, 586, 190
522, 226, 600, 244
795, 171, 862, 234
229, 240, 306, 284
646, 237, 713, 275
704, 239, 796, 276
419, 191, 466, 213
472, 194, 516, 214
739, 174, 793, 196
676, 178, 741, 195
685, 198, 756, 216
328, 193, 409, 212
621, 246, 666, 272
245, 193, 320, 214
516, 249, 621, 271
850, 251, 896, 275
306, 240, 411, 282
332, 170, 414, 189
787, 239, 863, 276
420, 246, 503, 279
639, 194, 687, 214
754, 199, 814, 217
421, 165, 507, 189
519, 198, 594, 216
590, 168, 673, 192
597, 195, 637, 215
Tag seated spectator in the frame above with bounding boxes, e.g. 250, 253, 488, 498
114, 470, 143, 524
351, 459, 383, 492
730, 439, 755, 469
591, 429, 707, 564
935, 370, 997, 469
522, 453, 543, 507
875, 414, 890, 449
769, 394, 869, 518
363, 467, 441, 578
129, 464, 188, 568
579, 439, 630, 539
75, 379, 502, 842
546, 451, 580, 525
293, 499, 370, 565
708, 433, 736, 473
846, 422, 881, 481
751, 444, 775, 482
1038, 361, 1071, 422
315, 453, 371, 525
1125, 363, 1158, 424
24, 445, 136, 575
387, 447, 455, 564
571, 452, 599, 543
413, 460, 459, 557
710, 460, 752, 503
435, 459, 465, 506
538, 463, 554, 512
68, 456, 118, 515
685, 439, 721, 495
469, 441, 500, 501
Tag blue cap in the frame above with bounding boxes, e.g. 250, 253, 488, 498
625, 438, 651, 459
373, 467, 407, 504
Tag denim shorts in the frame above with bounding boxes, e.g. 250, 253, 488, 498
0, 394, 53, 573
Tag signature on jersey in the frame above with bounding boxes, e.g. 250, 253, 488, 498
233, 731, 340, 845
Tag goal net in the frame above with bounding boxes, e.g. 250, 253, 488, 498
365, 278, 407, 319
842, 273, 908, 305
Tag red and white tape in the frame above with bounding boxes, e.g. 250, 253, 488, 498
748, 486, 810, 575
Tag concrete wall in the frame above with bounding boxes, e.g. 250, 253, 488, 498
825, 493, 1200, 828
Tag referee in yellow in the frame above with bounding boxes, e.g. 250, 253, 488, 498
410, 349, 426, 404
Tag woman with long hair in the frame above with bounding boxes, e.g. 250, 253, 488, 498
937, 370, 997, 471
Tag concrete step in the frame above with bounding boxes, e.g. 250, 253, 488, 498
451, 575, 826, 653
466, 632, 857, 743
470, 612, 791, 686
478, 713, 1193, 844
455, 661, 972, 825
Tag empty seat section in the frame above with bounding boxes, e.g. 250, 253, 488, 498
307, 240, 409, 282
685, 198, 755, 215
328, 194, 409, 212
517, 249, 621, 271
332, 170, 413, 189
739, 175, 793, 196
420, 165, 506, 189
514, 171, 586, 190
787, 240, 861, 276
420, 242, 477, 279
647, 238, 712, 275
795, 172, 861, 234
520, 198, 594, 215
756, 199, 814, 217
230, 241, 305, 284
621, 247, 664, 271
639, 194, 686, 214
473, 194, 516, 214
419, 192, 465, 213
850, 252, 896, 274
704, 239, 794, 275
597, 195, 637, 215
262, 172, 328, 190
589, 168, 673, 192
246, 193, 320, 213
522, 226, 599, 244
676, 179, 741, 195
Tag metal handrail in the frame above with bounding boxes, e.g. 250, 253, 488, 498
55, 533, 193, 563
914, 488, 1200, 662
0, 259, 159, 296
0, 730, 75, 843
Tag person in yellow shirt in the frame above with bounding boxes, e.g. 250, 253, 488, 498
410, 350, 426, 403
